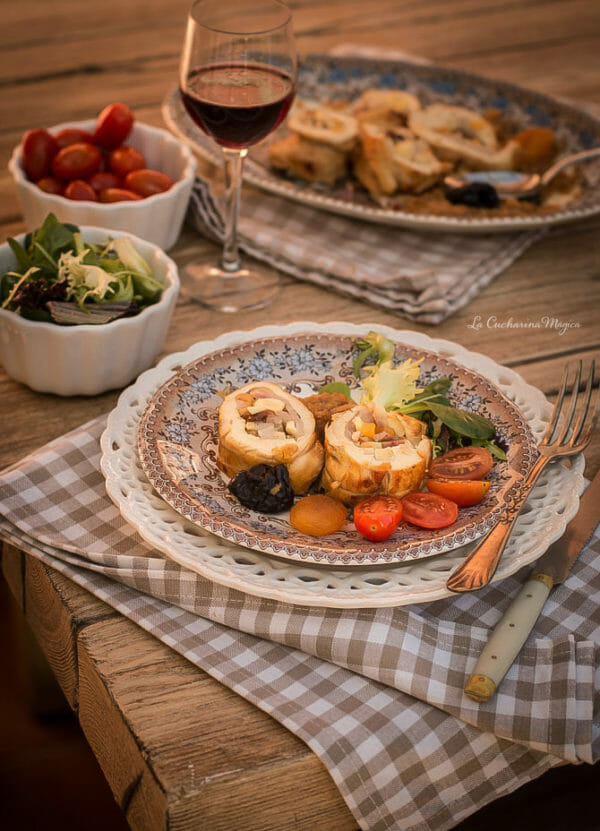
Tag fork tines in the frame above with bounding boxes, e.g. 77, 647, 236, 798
544, 359, 599, 449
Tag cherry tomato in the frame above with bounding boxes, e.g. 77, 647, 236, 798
401, 492, 458, 529
353, 495, 403, 542
36, 176, 63, 195
53, 127, 95, 148
87, 171, 122, 193
124, 168, 174, 197
109, 146, 146, 177
52, 142, 102, 181
426, 477, 490, 507
64, 179, 98, 201
21, 128, 58, 180
99, 187, 143, 202
429, 446, 494, 481
289, 494, 347, 537
92, 103, 134, 149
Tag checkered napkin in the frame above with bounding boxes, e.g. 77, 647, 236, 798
1, 418, 599, 831
187, 177, 544, 325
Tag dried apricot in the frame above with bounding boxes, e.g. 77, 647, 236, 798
289, 494, 348, 537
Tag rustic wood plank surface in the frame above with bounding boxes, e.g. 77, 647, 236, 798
1, 1, 599, 829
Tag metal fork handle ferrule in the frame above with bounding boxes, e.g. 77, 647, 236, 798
446, 453, 549, 593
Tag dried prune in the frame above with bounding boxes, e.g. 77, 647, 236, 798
445, 182, 500, 209
228, 463, 295, 513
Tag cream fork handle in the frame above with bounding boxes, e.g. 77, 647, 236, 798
446, 454, 547, 593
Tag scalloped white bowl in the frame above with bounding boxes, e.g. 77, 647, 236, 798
8, 120, 197, 251
0, 226, 180, 396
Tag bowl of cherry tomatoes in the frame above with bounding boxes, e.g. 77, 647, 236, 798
8, 103, 197, 251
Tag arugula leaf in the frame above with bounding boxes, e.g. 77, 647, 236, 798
319, 381, 352, 398
471, 438, 508, 460
426, 401, 495, 440
7, 237, 32, 272
27, 213, 78, 275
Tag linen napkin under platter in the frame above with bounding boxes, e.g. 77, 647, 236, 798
1, 417, 598, 831
185, 166, 544, 325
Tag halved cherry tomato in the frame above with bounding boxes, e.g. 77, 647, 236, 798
92, 103, 134, 149
401, 492, 458, 529
87, 171, 122, 194
53, 127, 95, 149
124, 168, 174, 197
429, 446, 494, 481
99, 187, 142, 202
426, 477, 490, 507
353, 495, 403, 542
64, 179, 98, 201
22, 128, 58, 180
52, 142, 102, 181
36, 176, 63, 195
109, 146, 146, 177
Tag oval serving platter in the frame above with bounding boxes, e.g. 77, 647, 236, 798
137, 331, 538, 566
163, 53, 600, 234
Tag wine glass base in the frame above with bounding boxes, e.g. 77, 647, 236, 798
182, 264, 280, 312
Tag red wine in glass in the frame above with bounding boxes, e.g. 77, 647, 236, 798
181, 62, 295, 149
178, 0, 296, 312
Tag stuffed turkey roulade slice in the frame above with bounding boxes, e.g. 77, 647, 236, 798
217, 381, 324, 495
321, 402, 432, 506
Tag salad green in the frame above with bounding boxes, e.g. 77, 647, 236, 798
0, 213, 164, 325
320, 331, 507, 459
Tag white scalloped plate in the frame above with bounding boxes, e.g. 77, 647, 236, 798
162, 54, 600, 234
100, 323, 585, 608
136, 332, 537, 566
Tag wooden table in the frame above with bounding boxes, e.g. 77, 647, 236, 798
1, 2, 599, 829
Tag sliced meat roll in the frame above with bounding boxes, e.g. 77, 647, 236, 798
351, 89, 421, 131
354, 123, 450, 195
409, 103, 519, 170
217, 381, 324, 494
320, 402, 432, 506
287, 105, 358, 152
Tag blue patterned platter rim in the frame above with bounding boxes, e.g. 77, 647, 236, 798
137, 332, 538, 566
162, 53, 600, 234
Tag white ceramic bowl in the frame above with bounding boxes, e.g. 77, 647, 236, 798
0, 226, 180, 396
8, 120, 197, 251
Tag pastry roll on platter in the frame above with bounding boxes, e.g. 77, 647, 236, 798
354, 123, 450, 196
409, 104, 519, 170
321, 402, 432, 506
217, 381, 324, 494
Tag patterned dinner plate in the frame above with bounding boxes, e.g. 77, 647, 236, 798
163, 53, 600, 234
137, 329, 538, 566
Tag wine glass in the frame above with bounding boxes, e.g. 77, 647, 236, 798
179, 0, 297, 312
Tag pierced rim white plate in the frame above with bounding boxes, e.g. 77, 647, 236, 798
162, 54, 600, 235
136, 331, 537, 566
100, 322, 585, 608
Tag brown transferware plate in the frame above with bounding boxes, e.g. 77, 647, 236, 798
137, 331, 537, 566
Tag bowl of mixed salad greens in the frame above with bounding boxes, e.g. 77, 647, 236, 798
0, 214, 179, 395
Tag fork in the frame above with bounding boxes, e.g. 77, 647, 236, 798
446, 360, 599, 593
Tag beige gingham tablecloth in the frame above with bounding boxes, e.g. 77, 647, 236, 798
0, 416, 599, 831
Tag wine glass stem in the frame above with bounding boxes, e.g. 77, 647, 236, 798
221, 147, 247, 273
